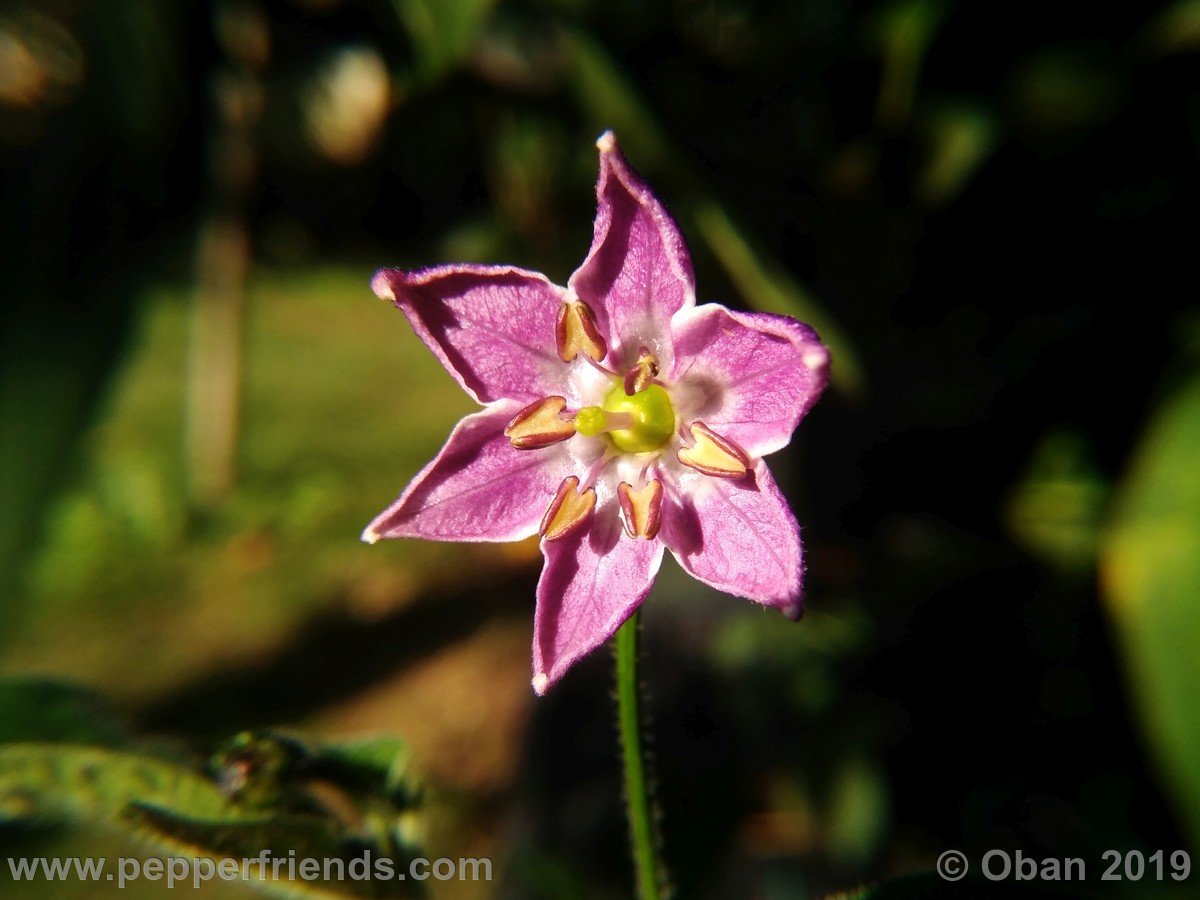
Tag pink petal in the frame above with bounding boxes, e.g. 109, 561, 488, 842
532, 503, 664, 694
363, 402, 574, 543
660, 462, 804, 618
670, 304, 829, 458
568, 132, 695, 370
372, 265, 565, 404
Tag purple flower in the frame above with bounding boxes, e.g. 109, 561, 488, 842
364, 132, 829, 694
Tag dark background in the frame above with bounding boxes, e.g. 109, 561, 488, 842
1, 1, 1198, 897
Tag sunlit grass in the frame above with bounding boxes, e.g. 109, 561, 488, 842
5, 266, 505, 705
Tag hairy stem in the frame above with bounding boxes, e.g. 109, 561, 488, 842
615, 610, 665, 900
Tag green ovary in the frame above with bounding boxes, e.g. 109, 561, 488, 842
601, 382, 676, 453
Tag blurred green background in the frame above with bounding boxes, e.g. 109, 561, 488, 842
1, 0, 1199, 897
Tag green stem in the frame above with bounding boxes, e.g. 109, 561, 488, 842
615, 610, 664, 900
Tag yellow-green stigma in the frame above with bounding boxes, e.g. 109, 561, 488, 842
574, 383, 675, 453
574, 406, 609, 437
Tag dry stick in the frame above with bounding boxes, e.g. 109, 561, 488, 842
186, 1, 268, 509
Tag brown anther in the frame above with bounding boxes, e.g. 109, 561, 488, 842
623, 346, 659, 395
503, 396, 576, 450
677, 422, 751, 478
618, 479, 664, 539
555, 299, 608, 363
540, 476, 597, 541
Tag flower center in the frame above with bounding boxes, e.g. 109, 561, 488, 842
576, 383, 675, 454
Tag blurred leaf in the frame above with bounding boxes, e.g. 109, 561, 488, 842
90, 0, 186, 145
1102, 372, 1200, 849
315, 736, 413, 800
1, 729, 425, 895
1006, 428, 1108, 574
559, 26, 671, 169
692, 200, 865, 397
390, 0, 498, 86
874, 0, 948, 128
918, 101, 999, 207
0, 744, 238, 825
488, 115, 568, 244
124, 802, 339, 859
0, 681, 127, 747
210, 731, 312, 810
826, 758, 889, 867
123, 805, 420, 897
1006, 44, 1125, 150
1137, 0, 1200, 59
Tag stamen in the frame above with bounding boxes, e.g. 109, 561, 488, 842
556, 299, 608, 363
677, 422, 751, 478
623, 346, 659, 396
540, 475, 597, 541
618, 479, 664, 539
503, 396, 576, 449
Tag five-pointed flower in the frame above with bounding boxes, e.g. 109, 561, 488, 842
364, 132, 829, 694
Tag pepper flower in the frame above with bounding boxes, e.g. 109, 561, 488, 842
365, 132, 829, 694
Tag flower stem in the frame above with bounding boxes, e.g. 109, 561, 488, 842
615, 610, 665, 900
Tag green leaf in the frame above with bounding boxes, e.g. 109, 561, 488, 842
917, 101, 999, 208
1102, 372, 1200, 849
0, 743, 241, 825
1136, 0, 1200, 59
1005, 428, 1108, 574
0, 681, 127, 746
390, 0, 497, 86
827, 758, 890, 867
873, 0, 948, 128
122, 805, 421, 898
314, 736, 414, 801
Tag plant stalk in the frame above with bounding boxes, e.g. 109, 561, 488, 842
615, 610, 664, 900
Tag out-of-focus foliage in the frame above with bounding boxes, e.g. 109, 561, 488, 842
5, 269, 476, 703
390, 0, 497, 86
1006, 429, 1108, 574
0, 0, 188, 606
1104, 372, 1200, 851
0, 683, 422, 897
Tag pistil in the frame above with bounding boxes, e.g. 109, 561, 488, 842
572, 382, 675, 454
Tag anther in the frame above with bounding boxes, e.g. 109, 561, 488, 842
677, 422, 751, 478
503, 396, 576, 449
623, 346, 659, 395
618, 479, 663, 539
556, 299, 608, 363
540, 476, 597, 541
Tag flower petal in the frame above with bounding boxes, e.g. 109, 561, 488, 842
532, 503, 664, 694
669, 304, 829, 458
372, 265, 565, 404
363, 402, 574, 543
568, 132, 695, 370
660, 462, 804, 618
